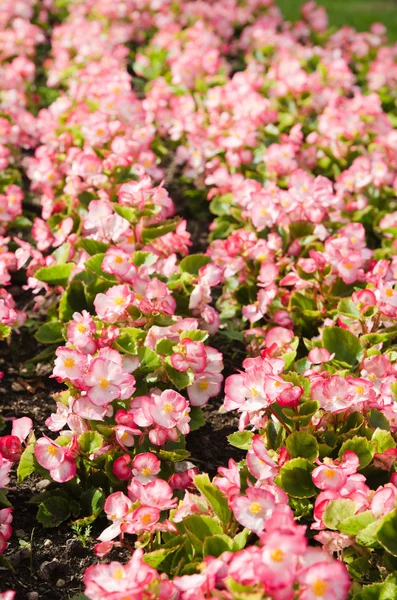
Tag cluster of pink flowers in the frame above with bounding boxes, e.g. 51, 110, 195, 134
6, 0, 397, 599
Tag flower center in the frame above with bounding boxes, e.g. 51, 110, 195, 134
141, 513, 153, 525
249, 387, 259, 398
324, 469, 336, 478
141, 467, 151, 476
249, 502, 262, 515
100, 378, 109, 388
385, 288, 394, 297
47, 445, 58, 456
64, 357, 75, 368
199, 380, 209, 390
77, 323, 86, 333
312, 579, 328, 596
270, 548, 285, 562
163, 403, 174, 413
114, 297, 125, 306
114, 256, 123, 264
113, 568, 124, 580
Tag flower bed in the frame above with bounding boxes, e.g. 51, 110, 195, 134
2, 1, 397, 599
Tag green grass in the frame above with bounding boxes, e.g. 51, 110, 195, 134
277, 0, 397, 41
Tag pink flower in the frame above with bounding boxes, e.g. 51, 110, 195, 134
34, 437, 76, 483
128, 479, 177, 511
52, 348, 87, 382
83, 355, 136, 406
112, 455, 132, 481
67, 311, 97, 354
0, 508, 12, 554
232, 487, 276, 533
94, 284, 134, 323
298, 560, 350, 600
149, 389, 189, 430
132, 452, 161, 484
98, 491, 133, 542
84, 549, 158, 599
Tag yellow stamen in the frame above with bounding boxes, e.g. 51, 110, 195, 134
198, 381, 209, 390
47, 445, 58, 456
324, 469, 335, 478
312, 579, 328, 596
270, 548, 285, 562
100, 378, 109, 388
249, 502, 262, 515
77, 323, 86, 333
141, 513, 153, 525
64, 357, 75, 369
113, 568, 124, 580
163, 403, 174, 413
141, 467, 151, 476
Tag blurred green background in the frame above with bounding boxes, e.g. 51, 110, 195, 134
277, 0, 397, 41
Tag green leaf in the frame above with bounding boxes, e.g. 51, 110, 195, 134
0, 489, 11, 508
59, 279, 89, 322
339, 437, 375, 469
165, 364, 193, 390
322, 326, 364, 366
337, 298, 361, 318
0, 324, 11, 340
113, 205, 138, 222
35, 321, 64, 344
143, 547, 178, 568
203, 534, 236, 557
227, 431, 254, 450
322, 499, 357, 530
180, 515, 223, 543
78, 240, 110, 255
338, 510, 375, 535
78, 431, 104, 454
289, 221, 315, 241
276, 458, 316, 498
80, 488, 105, 518
233, 528, 250, 550
156, 338, 176, 355
376, 509, 397, 556
17, 444, 36, 483
356, 520, 382, 548
194, 474, 231, 525
131, 252, 158, 267
37, 497, 71, 528
85, 254, 116, 282
159, 449, 191, 462
190, 407, 205, 432
286, 432, 319, 461
180, 330, 209, 342
179, 254, 212, 275
35, 263, 74, 287
137, 346, 161, 371
114, 327, 146, 355
141, 217, 181, 243
368, 409, 390, 431
372, 429, 396, 453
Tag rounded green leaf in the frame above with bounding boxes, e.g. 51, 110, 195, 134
286, 432, 319, 461
339, 437, 375, 469
322, 326, 364, 366
322, 499, 357, 530
276, 458, 316, 498
376, 509, 397, 556
78, 431, 104, 454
